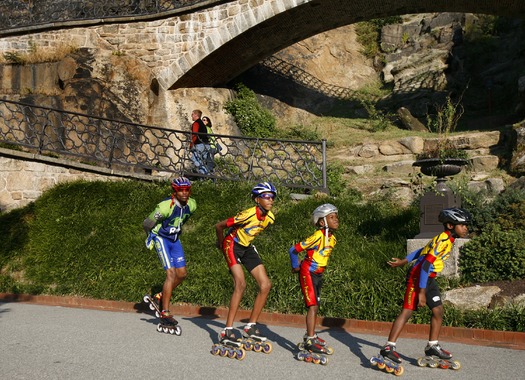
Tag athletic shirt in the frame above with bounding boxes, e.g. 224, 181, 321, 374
291, 229, 336, 274
225, 206, 275, 247
406, 230, 455, 288
148, 197, 197, 242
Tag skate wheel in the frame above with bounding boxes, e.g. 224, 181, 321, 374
235, 349, 246, 361
262, 342, 272, 354
440, 363, 449, 369
385, 365, 394, 373
155, 311, 160, 318
305, 355, 313, 363
417, 357, 427, 367
296, 352, 306, 361
227, 348, 236, 359
313, 358, 321, 365
149, 304, 155, 311
211, 344, 221, 356
243, 341, 253, 351
429, 361, 439, 368
156, 324, 162, 333
325, 346, 334, 355
219, 347, 228, 357
297, 342, 305, 350
320, 356, 328, 365
143, 295, 150, 303
370, 357, 378, 366
253, 343, 262, 352
451, 360, 461, 370
394, 366, 404, 376
377, 362, 386, 370
162, 327, 169, 334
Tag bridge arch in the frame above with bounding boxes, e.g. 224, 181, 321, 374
165, 0, 525, 90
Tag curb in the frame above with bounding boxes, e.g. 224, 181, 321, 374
1, 293, 523, 350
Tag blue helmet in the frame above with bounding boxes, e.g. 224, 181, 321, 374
251, 182, 277, 199
171, 176, 192, 192
438, 208, 472, 225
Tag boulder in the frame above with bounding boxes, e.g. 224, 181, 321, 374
443, 285, 501, 310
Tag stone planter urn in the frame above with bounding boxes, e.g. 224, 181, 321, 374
413, 158, 468, 191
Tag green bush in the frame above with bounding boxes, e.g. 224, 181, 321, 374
224, 83, 276, 137
459, 224, 525, 282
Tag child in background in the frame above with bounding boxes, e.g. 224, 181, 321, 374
289, 203, 339, 355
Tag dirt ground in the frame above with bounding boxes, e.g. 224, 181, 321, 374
475, 278, 525, 298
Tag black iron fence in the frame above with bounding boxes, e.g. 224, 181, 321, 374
0, 0, 220, 35
0, 98, 328, 192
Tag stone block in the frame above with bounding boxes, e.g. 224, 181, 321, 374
443, 285, 501, 310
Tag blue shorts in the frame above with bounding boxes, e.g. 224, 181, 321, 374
151, 235, 186, 270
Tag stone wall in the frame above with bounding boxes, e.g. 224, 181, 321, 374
0, 148, 152, 212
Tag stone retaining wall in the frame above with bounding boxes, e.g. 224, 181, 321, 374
0, 148, 152, 212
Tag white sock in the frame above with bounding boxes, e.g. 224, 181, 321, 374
387, 341, 396, 347
428, 340, 438, 346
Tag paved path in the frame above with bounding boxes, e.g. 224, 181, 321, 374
1, 301, 523, 379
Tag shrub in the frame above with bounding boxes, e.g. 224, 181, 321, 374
459, 224, 525, 282
224, 83, 276, 137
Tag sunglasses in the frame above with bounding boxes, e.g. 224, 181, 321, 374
259, 193, 275, 200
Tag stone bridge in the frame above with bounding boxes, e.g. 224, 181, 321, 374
1, 0, 524, 93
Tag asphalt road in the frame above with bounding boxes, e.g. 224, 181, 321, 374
1, 301, 522, 380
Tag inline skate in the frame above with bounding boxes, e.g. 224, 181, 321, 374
369, 344, 404, 376
143, 293, 182, 336
210, 328, 246, 360
296, 337, 329, 365
297, 333, 334, 355
417, 344, 461, 370
237, 324, 273, 354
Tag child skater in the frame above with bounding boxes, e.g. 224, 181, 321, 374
143, 177, 196, 326
215, 182, 276, 344
379, 207, 472, 364
289, 203, 339, 355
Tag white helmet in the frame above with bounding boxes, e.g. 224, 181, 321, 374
312, 203, 338, 226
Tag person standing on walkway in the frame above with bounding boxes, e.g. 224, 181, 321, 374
143, 177, 197, 326
379, 207, 472, 364
214, 182, 276, 345
202, 116, 221, 173
189, 109, 211, 175
289, 203, 339, 355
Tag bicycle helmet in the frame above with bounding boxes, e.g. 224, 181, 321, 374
438, 207, 472, 225
171, 176, 192, 192
312, 203, 338, 226
251, 182, 277, 199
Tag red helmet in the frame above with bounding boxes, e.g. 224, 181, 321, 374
171, 177, 191, 192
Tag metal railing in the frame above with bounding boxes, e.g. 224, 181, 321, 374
0, 0, 219, 35
0, 98, 328, 192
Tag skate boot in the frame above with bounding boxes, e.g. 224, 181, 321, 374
380, 344, 402, 363
143, 292, 163, 318
240, 324, 272, 354
298, 333, 334, 355
417, 343, 461, 370
156, 310, 181, 336
296, 338, 329, 365
370, 344, 404, 376
210, 328, 245, 360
